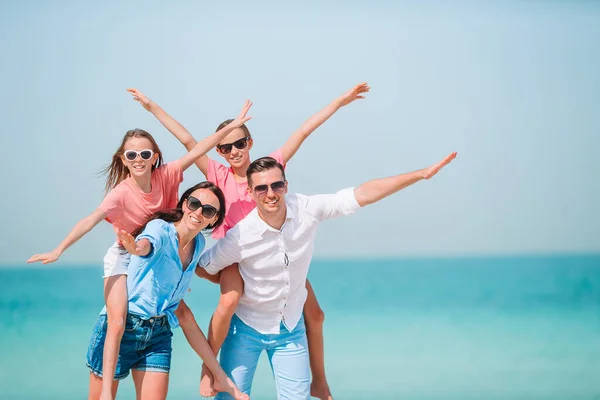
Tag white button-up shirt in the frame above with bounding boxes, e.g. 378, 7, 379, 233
199, 188, 360, 334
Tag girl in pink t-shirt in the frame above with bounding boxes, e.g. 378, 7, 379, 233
28, 101, 251, 400
128, 84, 369, 400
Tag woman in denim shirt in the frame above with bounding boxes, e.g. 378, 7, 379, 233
86, 181, 249, 400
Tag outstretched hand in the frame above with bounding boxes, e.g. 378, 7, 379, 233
229, 100, 253, 129
421, 152, 457, 180
117, 229, 143, 256
127, 88, 153, 111
338, 82, 370, 107
27, 250, 61, 264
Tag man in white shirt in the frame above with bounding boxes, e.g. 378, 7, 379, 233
198, 152, 456, 400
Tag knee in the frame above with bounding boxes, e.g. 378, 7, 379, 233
216, 291, 241, 318
175, 301, 195, 326
304, 304, 325, 326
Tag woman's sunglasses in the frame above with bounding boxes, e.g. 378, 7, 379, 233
186, 196, 219, 219
216, 137, 250, 154
252, 180, 286, 198
124, 149, 154, 161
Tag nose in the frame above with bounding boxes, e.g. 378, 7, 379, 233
230, 147, 242, 157
265, 186, 278, 198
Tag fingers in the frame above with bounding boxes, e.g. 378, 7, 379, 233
27, 254, 42, 263
241, 99, 253, 115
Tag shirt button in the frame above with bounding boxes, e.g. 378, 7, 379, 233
149, 318, 154, 323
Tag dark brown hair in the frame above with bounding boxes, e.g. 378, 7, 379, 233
130, 181, 227, 238
216, 119, 252, 142
246, 157, 286, 186
101, 129, 164, 193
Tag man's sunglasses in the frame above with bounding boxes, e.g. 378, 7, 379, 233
216, 137, 250, 154
252, 180, 286, 197
124, 149, 154, 161
186, 196, 219, 219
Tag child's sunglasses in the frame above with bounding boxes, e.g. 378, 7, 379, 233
216, 137, 250, 154
124, 149, 154, 161
186, 196, 219, 219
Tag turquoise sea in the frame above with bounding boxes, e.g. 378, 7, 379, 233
1, 255, 599, 400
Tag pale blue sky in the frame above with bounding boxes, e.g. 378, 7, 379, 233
1, 1, 599, 265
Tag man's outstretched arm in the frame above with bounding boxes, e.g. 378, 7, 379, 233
354, 152, 457, 207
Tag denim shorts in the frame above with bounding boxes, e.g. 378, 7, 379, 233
86, 313, 173, 380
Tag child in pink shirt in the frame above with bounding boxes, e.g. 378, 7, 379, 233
28, 100, 252, 400
129, 84, 369, 400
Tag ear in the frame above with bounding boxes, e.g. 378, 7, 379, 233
284, 180, 289, 195
216, 147, 224, 157
120, 154, 127, 166
247, 138, 254, 151
151, 152, 159, 165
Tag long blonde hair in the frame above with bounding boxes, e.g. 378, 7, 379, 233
101, 129, 164, 193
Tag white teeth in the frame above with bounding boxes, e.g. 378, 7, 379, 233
191, 216, 200, 223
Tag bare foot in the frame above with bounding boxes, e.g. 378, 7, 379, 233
311, 382, 333, 400
200, 364, 217, 397
213, 373, 249, 400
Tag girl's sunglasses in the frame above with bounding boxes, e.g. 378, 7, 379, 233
124, 149, 154, 161
186, 196, 219, 219
216, 137, 250, 154
252, 180, 286, 198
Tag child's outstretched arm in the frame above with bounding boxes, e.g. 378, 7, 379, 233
27, 208, 106, 264
127, 88, 208, 175
280, 82, 370, 164
127, 88, 251, 175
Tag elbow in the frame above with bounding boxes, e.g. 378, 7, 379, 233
175, 301, 195, 326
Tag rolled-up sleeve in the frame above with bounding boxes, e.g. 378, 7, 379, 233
136, 219, 167, 258
305, 187, 361, 222
198, 232, 242, 275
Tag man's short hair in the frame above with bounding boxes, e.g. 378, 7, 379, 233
247, 157, 286, 186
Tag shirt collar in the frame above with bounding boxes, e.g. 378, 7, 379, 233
252, 195, 297, 234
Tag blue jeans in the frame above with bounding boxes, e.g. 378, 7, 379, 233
216, 314, 310, 400
86, 313, 173, 379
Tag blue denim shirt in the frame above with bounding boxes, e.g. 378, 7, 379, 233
101, 219, 205, 328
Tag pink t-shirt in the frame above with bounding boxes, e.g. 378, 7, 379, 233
99, 161, 183, 235
207, 149, 285, 239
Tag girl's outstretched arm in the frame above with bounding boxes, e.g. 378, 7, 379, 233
27, 208, 106, 264
280, 82, 370, 164
127, 88, 252, 174
127, 88, 208, 177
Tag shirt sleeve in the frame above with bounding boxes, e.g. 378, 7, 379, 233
269, 148, 286, 169
160, 160, 184, 185
98, 186, 125, 224
198, 230, 242, 275
304, 187, 361, 222
206, 157, 230, 185
136, 219, 167, 258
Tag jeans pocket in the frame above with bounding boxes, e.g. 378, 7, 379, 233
124, 315, 142, 332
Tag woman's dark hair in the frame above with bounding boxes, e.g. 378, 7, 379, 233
216, 119, 252, 142
130, 181, 226, 238
101, 129, 164, 194
246, 157, 286, 186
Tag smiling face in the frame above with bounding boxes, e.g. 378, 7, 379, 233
120, 137, 159, 179
181, 188, 221, 233
247, 167, 288, 216
216, 127, 253, 170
